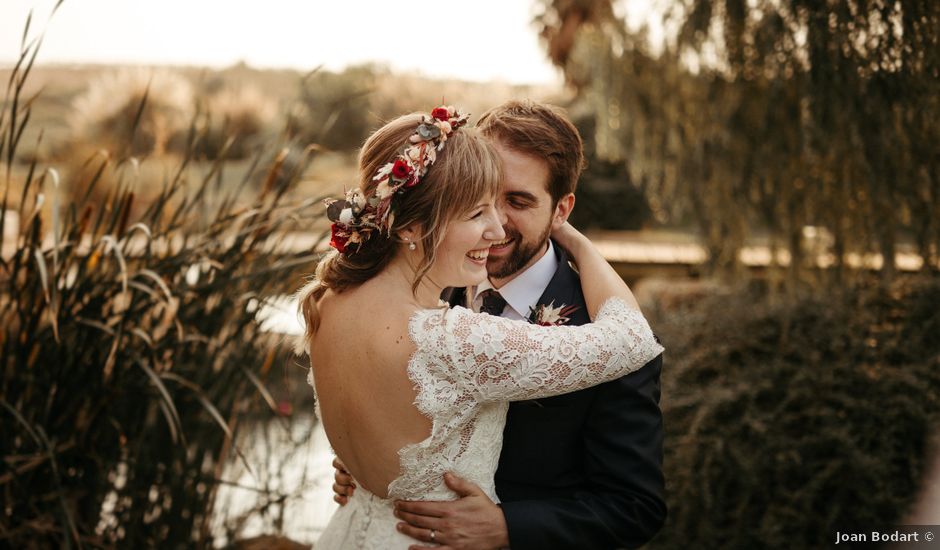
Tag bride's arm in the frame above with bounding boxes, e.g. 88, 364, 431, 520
410, 223, 660, 403
551, 222, 641, 316
423, 302, 662, 404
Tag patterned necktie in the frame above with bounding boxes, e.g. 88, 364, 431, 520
478, 289, 507, 316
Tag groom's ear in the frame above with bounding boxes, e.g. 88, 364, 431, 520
551, 193, 576, 230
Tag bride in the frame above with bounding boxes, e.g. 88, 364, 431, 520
297, 106, 663, 548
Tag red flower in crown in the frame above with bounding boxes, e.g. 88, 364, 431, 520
391, 159, 413, 180
431, 107, 450, 121
329, 223, 349, 253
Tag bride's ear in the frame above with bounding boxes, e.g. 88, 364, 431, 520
396, 225, 420, 249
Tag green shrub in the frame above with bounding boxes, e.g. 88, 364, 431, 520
649, 280, 940, 549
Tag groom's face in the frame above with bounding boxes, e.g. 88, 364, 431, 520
486, 140, 556, 285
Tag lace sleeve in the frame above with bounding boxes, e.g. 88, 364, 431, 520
414, 297, 664, 403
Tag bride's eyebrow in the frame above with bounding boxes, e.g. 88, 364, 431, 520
463, 202, 489, 215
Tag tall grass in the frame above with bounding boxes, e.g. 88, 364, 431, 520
1, 21, 326, 548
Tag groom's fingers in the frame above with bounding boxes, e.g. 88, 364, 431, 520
395, 500, 446, 518
332, 483, 352, 500
394, 507, 443, 528
334, 469, 354, 486
333, 480, 355, 498
443, 472, 483, 497
332, 457, 350, 474
332, 459, 355, 503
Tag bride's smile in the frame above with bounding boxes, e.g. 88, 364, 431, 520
423, 200, 505, 288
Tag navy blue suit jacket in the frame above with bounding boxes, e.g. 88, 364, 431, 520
447, 240, 666, 549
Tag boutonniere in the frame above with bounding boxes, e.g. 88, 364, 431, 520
529, 301, 580, 326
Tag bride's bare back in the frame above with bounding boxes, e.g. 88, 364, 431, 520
309, 282, 432, 498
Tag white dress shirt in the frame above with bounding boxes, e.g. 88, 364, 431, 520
471, 243, 558, 321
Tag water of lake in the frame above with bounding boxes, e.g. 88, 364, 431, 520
213, 296, 335, 546
213, 414, 336, 546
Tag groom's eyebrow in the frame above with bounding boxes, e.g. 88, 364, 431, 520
505, 191, 538, 205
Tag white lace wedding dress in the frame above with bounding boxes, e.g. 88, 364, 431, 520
311, 298, 664, 549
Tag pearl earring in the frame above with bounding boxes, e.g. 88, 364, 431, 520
409, 241, 417, 251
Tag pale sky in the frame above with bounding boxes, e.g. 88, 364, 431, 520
0, 0, 566, 84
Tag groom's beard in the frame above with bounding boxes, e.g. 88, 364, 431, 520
486, 221, 552, 280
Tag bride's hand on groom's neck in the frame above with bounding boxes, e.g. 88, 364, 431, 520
550, 221, 588, 260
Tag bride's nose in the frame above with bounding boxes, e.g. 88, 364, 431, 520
482, 229, 503, 241
482, 209, 506, 242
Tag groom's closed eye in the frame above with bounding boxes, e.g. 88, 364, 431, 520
505, 192, 537, 209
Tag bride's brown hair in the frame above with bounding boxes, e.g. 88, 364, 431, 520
297, 113, 502, 345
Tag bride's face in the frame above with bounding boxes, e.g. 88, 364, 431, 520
428, 198, 506, 288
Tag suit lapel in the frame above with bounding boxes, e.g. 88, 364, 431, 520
441, 287, 468, 309
530, 240, 590, 326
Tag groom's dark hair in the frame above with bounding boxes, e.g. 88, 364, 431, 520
476, 100, 585, 205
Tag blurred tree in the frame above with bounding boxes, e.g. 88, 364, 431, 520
568, 112, 654, 230
536, 0, 940, 284
68, 68, 194, 158
286, 65, 377, 152
190, 84, 278, 160
285, 64, 555, 154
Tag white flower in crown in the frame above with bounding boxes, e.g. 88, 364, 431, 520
436, 120, 452, 134
349, 188, 367, 212
529, 301, 580, 326
375, 178, 393, 199
373, 163, 393, 181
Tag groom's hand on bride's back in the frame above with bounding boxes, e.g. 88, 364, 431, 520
332, 457, 355, 505
394, 473, 509, 550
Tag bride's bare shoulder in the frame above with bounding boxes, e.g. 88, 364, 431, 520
315, 286, 419, 354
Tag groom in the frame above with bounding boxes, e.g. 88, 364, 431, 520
335, 100, 665, 549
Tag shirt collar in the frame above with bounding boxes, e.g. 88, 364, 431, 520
473, 242, 558, 319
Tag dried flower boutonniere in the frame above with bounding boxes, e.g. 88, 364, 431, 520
529, 301, 580, 326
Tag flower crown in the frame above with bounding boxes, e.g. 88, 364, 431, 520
325, 106, 470, 254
